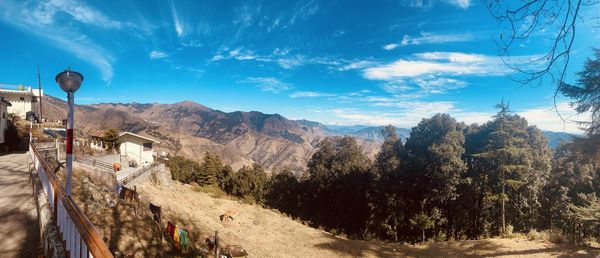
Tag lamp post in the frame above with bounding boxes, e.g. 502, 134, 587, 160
55, 69, 83, 196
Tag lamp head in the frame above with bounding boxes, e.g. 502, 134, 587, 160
55, 69, 83, 93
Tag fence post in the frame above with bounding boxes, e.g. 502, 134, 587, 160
214, 231, 219, 258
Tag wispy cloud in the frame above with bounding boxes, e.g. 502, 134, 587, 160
1, 0, 115, 83
380, 81, 413, 93
362, 52, 510, 80
290, 0, 321, 24
321, 100, 584, 134
338, 60, 378, 71
211, 47, 340, 70
519, 102, 589, 133
31, 0, 123, 29
392, 32, 473, 47
239, 77, 291, 93
413, 76, 468, 94
401, 0, 471, 9
170, 0, 184, 37
446, 0, 471, 9
326, 100, 455, 127
149, 50, 168, 59
383, 43, 399, 50
289, 91, 335, 98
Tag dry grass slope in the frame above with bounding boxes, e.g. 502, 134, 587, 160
64, 165, 599, 258
136, 181, 600, 258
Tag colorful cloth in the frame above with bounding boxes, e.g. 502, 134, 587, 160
166, 221, 175, 239
173, 225, 180, 250
179, 229, 189, 251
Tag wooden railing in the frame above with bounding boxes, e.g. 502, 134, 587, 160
30, 142, 113, 258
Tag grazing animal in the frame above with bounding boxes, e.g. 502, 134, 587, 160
119, 186, 139, 202
119, 185, 140, 214
149, 203, 162, 223
221, 245, 248, 257
205, 236, 216, 251
112, 163, 121, 172
220, 210, 237, 222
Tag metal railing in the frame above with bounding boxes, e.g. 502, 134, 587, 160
118, 163, 159, 186
74, 155, 113, 172
30, 142, 113, 258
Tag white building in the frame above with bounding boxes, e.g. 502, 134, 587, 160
0, 98, 11, 144
0, 84, 43, 119
119, 132, 159, 166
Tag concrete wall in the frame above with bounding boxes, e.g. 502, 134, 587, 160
119, 134, 154, 166
124, 163, 171, 188
0, 103, 7, 144
3, 93, 38, 118
0, 87, 43, 118
30, 161, 67, 258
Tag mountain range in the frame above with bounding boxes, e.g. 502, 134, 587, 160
40, 95, 577, 172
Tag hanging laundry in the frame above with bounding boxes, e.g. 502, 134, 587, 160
180, 228, 189, 253
174, 225, 180, 251
166, 221, 175, 239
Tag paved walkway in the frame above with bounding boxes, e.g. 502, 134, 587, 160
0, 152, 41, 258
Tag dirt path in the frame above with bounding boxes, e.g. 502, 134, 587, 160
0, 153, 41, 258
137, 181, 599, 258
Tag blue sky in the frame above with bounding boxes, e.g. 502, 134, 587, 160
0, 0, 598, 133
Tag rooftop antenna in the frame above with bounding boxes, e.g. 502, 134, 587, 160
37, 65, 43, 123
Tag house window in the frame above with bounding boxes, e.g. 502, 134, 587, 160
19, 97, 25, 101
31, 96, 37, 102
143, 142, 152, 151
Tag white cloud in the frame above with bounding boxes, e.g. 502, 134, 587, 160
447, 0, 471, 9
415, 52, 485, 62
413, 76, 468, 94
171, 1, 184, 37
383, 43, 399, 50
400, 32, 473, 46
289, 91, 335, 98
519, 102, 589, 133
1, 0, 114, 82
362, 52, 509, 80
210, 47, 341, 70
338, 60, 378, 71
290, 0, 320, 24
323, 101, 585, 134
401, 0, 471, 9
31, 0, 122, 29
380, 81, 413, 93
149, 50, 168, 59
326, 100, 455, 127
239, 77, 291, 93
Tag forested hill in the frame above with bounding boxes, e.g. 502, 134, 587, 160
168, 106, 600, 244
326, 124, 576, 149
543, 131, 579, 148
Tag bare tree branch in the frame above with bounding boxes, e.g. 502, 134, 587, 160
486, 0, 597, 125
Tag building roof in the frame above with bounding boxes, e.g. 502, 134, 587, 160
0, 89, 34, 96
90, 130, 106, 138
118, 132, 160, 143
1, 98, 11, 106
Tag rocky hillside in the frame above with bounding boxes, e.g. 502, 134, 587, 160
41, 96, 379, 172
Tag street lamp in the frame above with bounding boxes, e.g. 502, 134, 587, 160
55, 69, 83, 196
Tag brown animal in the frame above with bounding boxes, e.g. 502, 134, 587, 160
119, 185, 138, 202
149, 203, 162, 223
220, 210, 237, 222
112, 163, 121, 172
119, 185, 139, 214
205, 236, 216, 251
